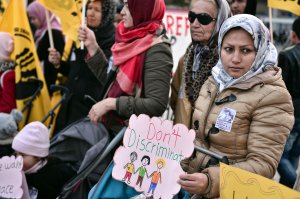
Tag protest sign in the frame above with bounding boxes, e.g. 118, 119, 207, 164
0, 156, 23, 198
112, 114, 195, 199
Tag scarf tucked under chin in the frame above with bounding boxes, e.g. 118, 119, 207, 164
25, 159, 47, 174
192, 44, 210, 79
212, 14, 278, 92
109, 0, 166, 98
109, 22, 162, 98
184, 43, 219, 106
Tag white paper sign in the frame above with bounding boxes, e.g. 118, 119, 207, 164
0, 156, 23, 198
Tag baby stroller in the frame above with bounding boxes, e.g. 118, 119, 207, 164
48, 68, 121, 199
48, 118, 125, 199
20, 78, 44, 125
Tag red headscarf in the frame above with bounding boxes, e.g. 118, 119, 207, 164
109, 0, 165, 97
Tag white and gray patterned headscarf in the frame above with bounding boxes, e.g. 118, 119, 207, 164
192, 0, 231, 75
212, 14, 278, 92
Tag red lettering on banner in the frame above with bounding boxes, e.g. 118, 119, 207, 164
185, 17, 190, 36
176, 16, 182, 36
166, 15, 174, 35
165, 12, 190, 37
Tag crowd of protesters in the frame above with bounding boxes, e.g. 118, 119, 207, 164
0, 0, 299, 198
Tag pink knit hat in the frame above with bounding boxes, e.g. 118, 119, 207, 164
12, 121, 50, 157
0, 32, 14, 62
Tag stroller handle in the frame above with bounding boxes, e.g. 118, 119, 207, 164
50, 84, 70, 97
194, 145, 229, 165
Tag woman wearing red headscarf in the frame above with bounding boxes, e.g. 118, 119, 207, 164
79, 0, 173, 134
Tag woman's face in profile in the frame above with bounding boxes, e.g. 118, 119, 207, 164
86, 1, 102, 28
28, 14, 41, 29
221, 28, 256, 78
15, 152, 40, 171
120, 0, 134, 28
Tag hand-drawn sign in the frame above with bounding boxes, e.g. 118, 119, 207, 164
113, 114, 195, 199
0, 156, 23, 199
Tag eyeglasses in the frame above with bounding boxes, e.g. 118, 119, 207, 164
188, 11, 216, 25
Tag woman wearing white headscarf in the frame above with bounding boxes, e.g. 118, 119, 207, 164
178, 14, 294, 198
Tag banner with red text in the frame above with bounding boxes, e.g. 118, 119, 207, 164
163, 10, 191, 71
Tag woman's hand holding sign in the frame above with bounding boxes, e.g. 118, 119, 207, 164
178, 172, 209, 195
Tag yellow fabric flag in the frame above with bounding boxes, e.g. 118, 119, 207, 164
220, 163, 300, 198
37, 0, 81, 47
0, 0, 51, 128
0, 0, 7, 23
75, 0, 83, 13
268, 0, 300, 16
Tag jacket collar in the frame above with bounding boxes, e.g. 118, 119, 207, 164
209, 66, 284, 91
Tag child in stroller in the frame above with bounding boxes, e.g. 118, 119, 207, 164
12, 121, 76, 199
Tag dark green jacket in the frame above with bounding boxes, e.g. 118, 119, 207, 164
86, 40, 173, 133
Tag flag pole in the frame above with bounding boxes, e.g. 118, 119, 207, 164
45, 9, 54, 49
80, 0, 87, 50
268, 7, 273, 43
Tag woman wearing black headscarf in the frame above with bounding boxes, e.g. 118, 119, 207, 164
227, 0, 257, 15
49, 0, 115, 135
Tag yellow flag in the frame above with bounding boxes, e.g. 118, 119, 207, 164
0, 0, 51, 128
37, 0, 81, 47
268, 0, 300, 16
220, 163, 300, 198
75, 0, 83, 13
0, 0, 7, 23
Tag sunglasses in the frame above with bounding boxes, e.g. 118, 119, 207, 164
188, 11, 216, 25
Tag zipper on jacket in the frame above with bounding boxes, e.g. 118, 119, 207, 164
202, 84, 219, 145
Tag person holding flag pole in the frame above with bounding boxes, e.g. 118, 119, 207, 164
27, 2, 65, 96
267, 0, 300, 42
81, 0, 87, 50
48, 0, 116, 135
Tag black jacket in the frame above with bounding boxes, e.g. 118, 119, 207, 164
278, 44, 300, 118
37, 30, 65, 94
52, 0, 115, 134
26, 157, 76, 199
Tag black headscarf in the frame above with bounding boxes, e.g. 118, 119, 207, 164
244, 0, 257, 16
87, 0, 116, 58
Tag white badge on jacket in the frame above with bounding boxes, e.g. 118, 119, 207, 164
215, 107, 236, 132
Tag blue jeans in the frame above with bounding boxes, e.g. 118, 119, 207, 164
278, 118, 300, 188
